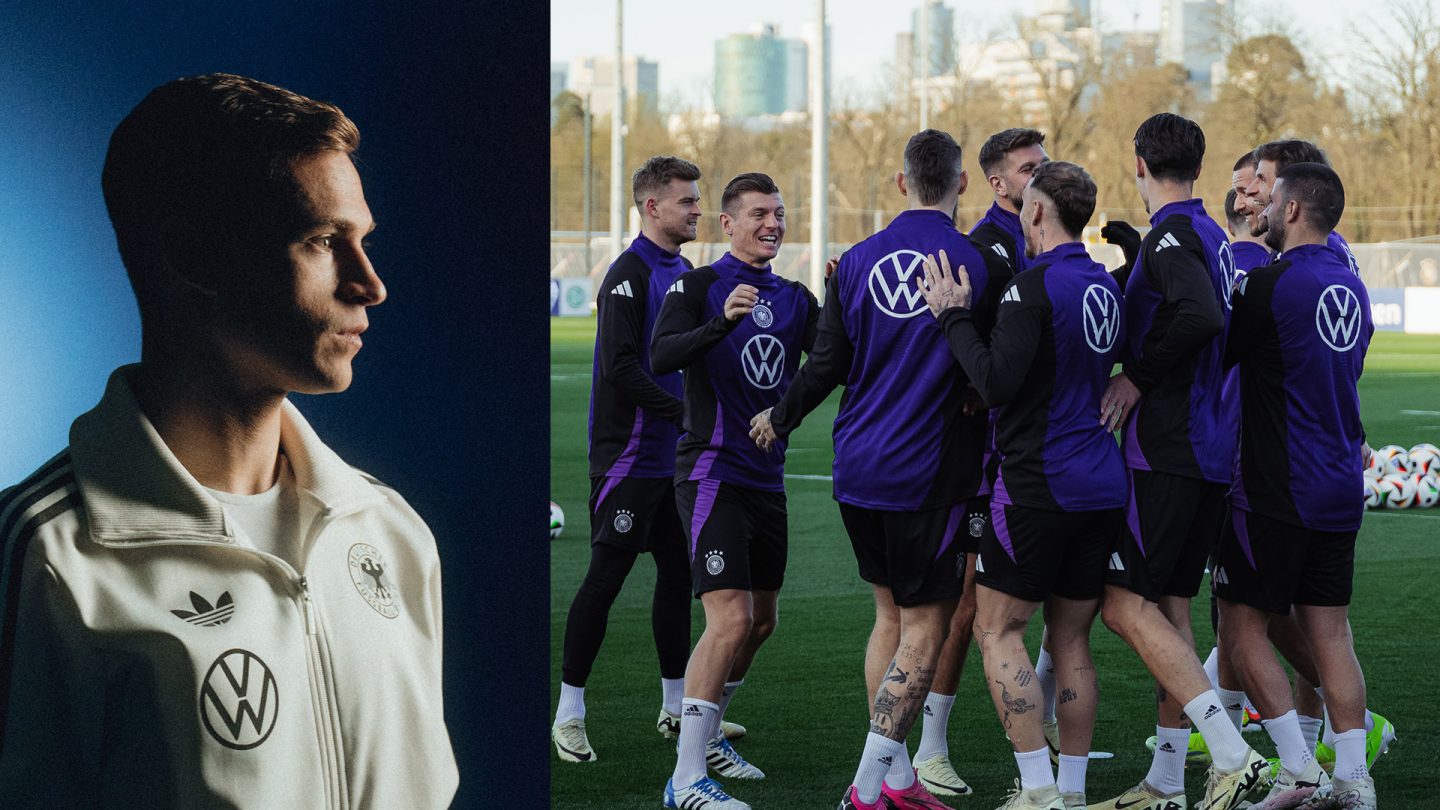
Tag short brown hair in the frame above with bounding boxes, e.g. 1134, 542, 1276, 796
1029, 161, 1096, 238
903, 129, 964, 206
1254, 139, 1329, 172
632, 155, 701, 212
1233, 150, 1258, 173
1223, 188, 1248, 230
101, 73, 359, 315
721, 172, 780, 214
979, 128, 1046, 177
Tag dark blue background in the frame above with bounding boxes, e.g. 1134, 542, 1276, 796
0, 2, 548, 803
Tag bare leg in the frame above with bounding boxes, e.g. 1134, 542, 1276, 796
1043, 596, 1101, 757
685, 589, 755, 703
870, 600, 956, 741
1156, 595, 1196, 730
931, 556, 978, 695
1100, 586, 1214, 709
726, 589, 778, 681
975, 584, 1045, 751
1292, 605, 1365, 733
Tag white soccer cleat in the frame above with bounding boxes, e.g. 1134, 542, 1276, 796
705, 736, 765, 779
915, 753, 973, 797
993, 779, 1065, 810
1196, 749, 1269, 810
664, 776, 752, 809
552, 717, 596, 763
720, 720, 747, 740
1060, 791, 1087, 810
1297, 775, 1374, 810
1043, 718, 1061, 766
658, 708, 682, 739
1254, 756, 1330, 809
1089, 781, 1187, 809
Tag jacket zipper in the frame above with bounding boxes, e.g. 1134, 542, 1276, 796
298, 505, 345, 810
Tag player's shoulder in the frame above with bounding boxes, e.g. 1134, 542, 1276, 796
999, 262, 1048, 306
601, 250, 650, 285
663, 265, 719, 298
1234, 258, 1289, 301
1144, 212, 1204, 253
0, 448, 84, 554
349, 468, 439, 547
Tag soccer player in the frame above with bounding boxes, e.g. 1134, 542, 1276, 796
920, 160, 1125, 810
970, 128, 1049, 274
0, 74, 457, 806
1092, 113, 1267, 810
750, 129, 1001, 810
1242, 140, 1361, 275
554, 156, 724, 763
652, 172, 818, 810
1216, 162, 1376, 809
1226, 189, 1272, 274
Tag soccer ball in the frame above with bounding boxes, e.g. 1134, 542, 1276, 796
1379, 473, 1417, 509
1409, 443, 1440, 476
1363, 477, 1384, 509
1363, 464, 1381, 481
1364, 451, 1383, 477
1374, 445, 1411, 476
550, 500, 565, 539
1414, 474, 1440, 509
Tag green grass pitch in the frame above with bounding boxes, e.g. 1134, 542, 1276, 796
551, 318, 1439, 808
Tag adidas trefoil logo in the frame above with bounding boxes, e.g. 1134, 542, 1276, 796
1154, 232, 1180, 252
172, 591, 234, 626
611, 279, 635, 297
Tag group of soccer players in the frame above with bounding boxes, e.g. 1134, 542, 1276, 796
553, 109, 1388, 810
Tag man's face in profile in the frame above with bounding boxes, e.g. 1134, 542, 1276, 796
216, 150, 384, 395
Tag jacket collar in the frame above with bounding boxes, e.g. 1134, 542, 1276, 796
70, 366, 384, 544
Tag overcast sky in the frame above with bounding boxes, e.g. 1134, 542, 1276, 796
551, 0, 1382, 107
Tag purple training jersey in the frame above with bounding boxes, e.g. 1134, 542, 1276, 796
1227, 243, 1373, 530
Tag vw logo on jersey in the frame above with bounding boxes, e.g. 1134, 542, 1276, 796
1217, 241, 1238, 310
740, 333, 786, 390
1316, 284, 1362, 351
868, 250, 930, 319
1082, 284, 1120, 353
752, 302, 774, 328
200, 648, 279, 750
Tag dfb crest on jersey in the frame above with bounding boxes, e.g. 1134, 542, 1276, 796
741, 333, 786, 390
1217, 241, 1238, 310
1315, 284, 1361, 351
752, 302, 774, 328
1082, 284, 1120, 353
868, 250, 930, 319
200, 649, 279, 750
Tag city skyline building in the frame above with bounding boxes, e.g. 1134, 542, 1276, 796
715, 23, 809, 119
567, 54, 660, 118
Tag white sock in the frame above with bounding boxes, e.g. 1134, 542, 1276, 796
1298, 715, 1324, 755
1015, 746, 1054, 790
1217, 686, 1248, 732
1184, 690, 1249, 771
662, 678, 685, 716
715, 679, 743, 734
1332, 727, 1369, 782
1266, 710, 1313, 776
1203, 646, 1220, 691
555, 682, 585, 724
854, 732, 904, 804
915, 692, 956, 762
1036, 648, 1057, 722
884, 742, 915, 790
1057, 753, 1089, 796
672, 699, 717, 788
1146, 726, 1189, 795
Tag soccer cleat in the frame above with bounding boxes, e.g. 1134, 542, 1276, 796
1043, 719, 1061, 766
1196, 748, 1269, 810
656, 708, 747, 741
915, 753, 973, 796
1297, 775, 1374, 810
664, 776, 752, 809
659, 709, 683, 739
1252, 755, 1329, 809
706, 736, 765, 779
1060, 792, 1086, 810
993, 779, 1065, 810
721, 720, 747, 740
837, 784, 885, 810
552, 717, 596, 763
1241, 707, 1265, 734
1364, 712, 1396, 768
1089, 781, 1186, 810
1146, 731, 1213, 767
882, 772, 958, 809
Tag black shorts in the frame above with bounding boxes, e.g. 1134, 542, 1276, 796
1106, 469, 1227, 601
976, 501, 1121, 603
589, 476, 685, 554
1214, 508, 1356, 614
674, 479, 787, 596
839, 502, 965, 608
963, 496, 990, 554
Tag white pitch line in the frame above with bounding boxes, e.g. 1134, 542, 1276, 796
784, 473, 834, 481
1366, 510, 1440, 521
1400, 409, 1440, 415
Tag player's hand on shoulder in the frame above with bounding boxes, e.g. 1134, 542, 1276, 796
824, 255, 841, 278
1099, 371, 1141, 432
1101, 220, 1141, 267
919, 249, 971, 316
749, 407, 777, 452
725, 284, 759, 321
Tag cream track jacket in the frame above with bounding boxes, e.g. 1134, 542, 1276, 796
0, 368, 458, 808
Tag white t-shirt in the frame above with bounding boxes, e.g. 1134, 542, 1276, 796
205, 454, 303, 570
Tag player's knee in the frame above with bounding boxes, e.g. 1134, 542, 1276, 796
1099, 599, 1135, 639
749, 613, 777, 643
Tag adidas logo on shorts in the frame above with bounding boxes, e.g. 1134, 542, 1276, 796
1108, 552, 1125, 571
975, 555, 985, 573
1214, 567, 1229, 585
